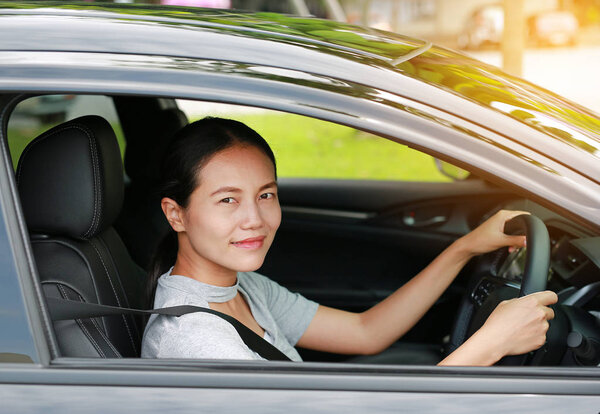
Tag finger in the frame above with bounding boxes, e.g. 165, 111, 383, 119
526, 290, 558, 306
505, 235, 526, 248
542, 320, 550, 332
542, 306, 555, 321
499, 210, 530, 222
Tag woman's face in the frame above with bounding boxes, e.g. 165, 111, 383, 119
168, 144, 280, 278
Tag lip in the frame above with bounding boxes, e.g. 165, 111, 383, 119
231, 236, 266, 249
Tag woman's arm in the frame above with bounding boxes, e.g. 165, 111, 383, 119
296, 210, 556, 364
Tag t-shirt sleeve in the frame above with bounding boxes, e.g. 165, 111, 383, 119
156, 312, 261, 360
247, 272, 319, 345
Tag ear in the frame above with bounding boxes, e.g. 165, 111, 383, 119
161, 197, 186, 232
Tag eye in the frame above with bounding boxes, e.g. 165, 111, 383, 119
259, 192, 275, 200
220, 197, 235, 204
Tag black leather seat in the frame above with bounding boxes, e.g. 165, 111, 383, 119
17, 115, 147, 358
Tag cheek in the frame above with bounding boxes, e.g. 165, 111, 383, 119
185, 207, 233, 237
266, 202, 282, 231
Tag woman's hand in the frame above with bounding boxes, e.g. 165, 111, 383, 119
439, 290, 558, 366
478, 290, 557, 356
459, 210, 529, 257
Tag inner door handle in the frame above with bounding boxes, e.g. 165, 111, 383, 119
403, 214, 447, 227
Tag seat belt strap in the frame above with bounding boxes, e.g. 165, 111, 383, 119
45, 297, 292, 362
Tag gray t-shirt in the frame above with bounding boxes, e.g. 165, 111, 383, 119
141, 270, 319, 361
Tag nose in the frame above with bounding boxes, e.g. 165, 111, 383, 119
239, 200, 265, 230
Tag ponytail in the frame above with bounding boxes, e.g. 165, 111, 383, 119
147, 230, 179, 305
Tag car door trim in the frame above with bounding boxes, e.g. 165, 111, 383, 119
3, 363, 600, 396
282, 206, 375, 220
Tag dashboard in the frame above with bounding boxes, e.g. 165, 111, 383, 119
486, 199, 600, 291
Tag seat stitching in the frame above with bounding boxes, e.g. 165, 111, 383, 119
82, 125, 101, 239
57, 284, 105, 358
76, 319, 106, 358
70, 288, 121, 358
89, 313, 122, 358
97, 232, 140, 340
89, 238, 137, 355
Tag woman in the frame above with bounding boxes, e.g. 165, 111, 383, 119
141, 117, 557, 365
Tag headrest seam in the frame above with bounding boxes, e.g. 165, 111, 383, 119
82, 130, 101, 239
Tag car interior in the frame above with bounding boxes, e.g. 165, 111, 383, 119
6, 93, 600, 366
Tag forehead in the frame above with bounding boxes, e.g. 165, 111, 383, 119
197, 145, 276, 187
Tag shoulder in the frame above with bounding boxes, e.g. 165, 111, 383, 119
153, 274, 210, 308
145, 308, 255, 359
238, 271, 282, 292
239, 271, 289, 304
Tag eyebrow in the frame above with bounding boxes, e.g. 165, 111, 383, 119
210, 181, 277, 197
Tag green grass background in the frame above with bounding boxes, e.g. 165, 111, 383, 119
197, 112, 449, 182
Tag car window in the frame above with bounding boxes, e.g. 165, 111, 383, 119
177, 100, 453, 182
7, 95, 125, 169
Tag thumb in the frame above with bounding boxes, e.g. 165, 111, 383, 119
526, 290, 558, 306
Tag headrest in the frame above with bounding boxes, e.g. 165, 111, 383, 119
17, 115, 124, 240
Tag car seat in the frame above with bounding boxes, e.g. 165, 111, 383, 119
17, 115, 147, 357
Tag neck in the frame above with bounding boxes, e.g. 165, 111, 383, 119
172, 246, 238, 287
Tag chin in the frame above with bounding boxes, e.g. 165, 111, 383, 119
233, 256, 266, 273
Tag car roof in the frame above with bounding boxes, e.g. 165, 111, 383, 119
0, 1, 599, 183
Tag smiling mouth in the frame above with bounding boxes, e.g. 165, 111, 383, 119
231, 236, 265, 249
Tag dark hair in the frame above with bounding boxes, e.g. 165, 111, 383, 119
147, 117, 277, 303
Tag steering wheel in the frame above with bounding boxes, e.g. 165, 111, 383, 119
447, 214, 551, 365
505, 214, 551, 296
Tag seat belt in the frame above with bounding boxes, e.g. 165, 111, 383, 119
45, 297, 292, 362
